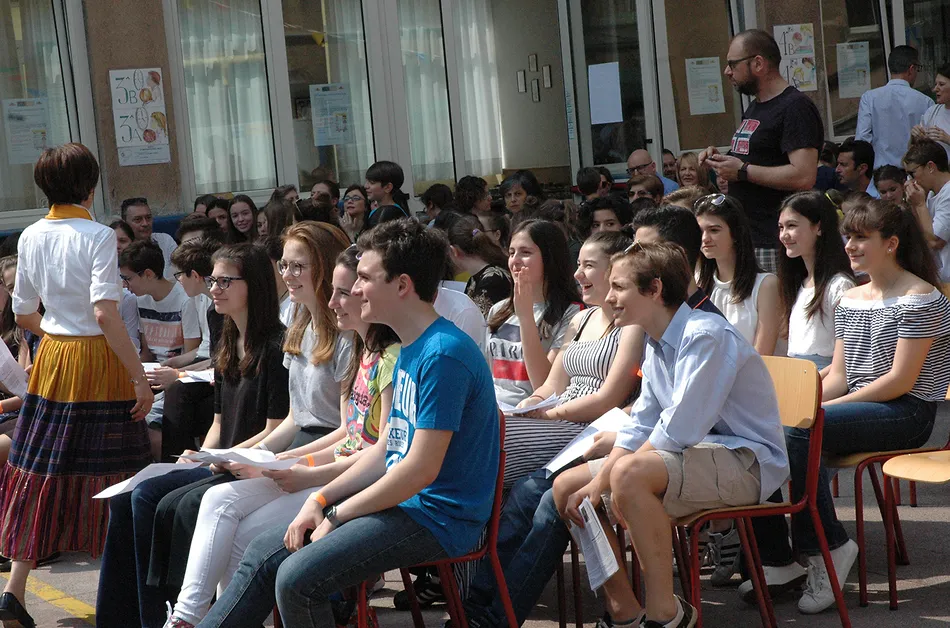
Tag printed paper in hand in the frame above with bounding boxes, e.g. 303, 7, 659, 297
179, 369, 214, 384
177, 448, 302, 470
499, 394, 559, 417
0, 340, 28, 398
93, 462, 202, 499
570, 497, 619, 590
544, 407, 631, 478
142, 363, 161, 373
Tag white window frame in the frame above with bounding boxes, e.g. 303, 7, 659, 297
0, 0, 100, 230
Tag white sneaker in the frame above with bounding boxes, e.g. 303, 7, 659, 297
798, 539, 858, 614
737, 562, 808, 604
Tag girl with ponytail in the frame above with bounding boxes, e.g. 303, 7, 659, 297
446, 214, 512, 316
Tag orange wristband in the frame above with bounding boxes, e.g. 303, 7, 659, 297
305, 454, 316, 467
310, 492, 327, 508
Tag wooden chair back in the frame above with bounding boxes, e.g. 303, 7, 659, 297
762, 356, 820, 430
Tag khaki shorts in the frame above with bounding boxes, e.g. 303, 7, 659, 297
587, 443, 761, 520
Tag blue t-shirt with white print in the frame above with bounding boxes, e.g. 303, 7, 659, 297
386, 316, 499, 557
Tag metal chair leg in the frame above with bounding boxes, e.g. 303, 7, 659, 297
810, 503, 853, 628
736, 517, 776, 628
400, 568, 426, 628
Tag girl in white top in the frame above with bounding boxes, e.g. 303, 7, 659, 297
913, 63, 950, 158
778, 191, 856, 370
695, 194, 782, 354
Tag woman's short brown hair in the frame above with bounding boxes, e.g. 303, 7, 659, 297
33, 143, 100, 205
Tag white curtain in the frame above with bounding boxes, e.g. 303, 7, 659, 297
324, 0, 375, 185
0, 0, 68, 209
398, 0, 454, 185
178, 0, 276, 194
456, 0, 503, 177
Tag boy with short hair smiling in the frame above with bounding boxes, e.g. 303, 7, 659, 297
561, 242, 788, 628
196, 219, 500, 628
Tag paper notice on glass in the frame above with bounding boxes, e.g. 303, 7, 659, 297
498, 394, 559, 417
588, 62, 623, 125
2, 98, 48, 164
570, 497, 620, 591
93, 462, 202, 499
837, 42, 871, 99
773, 24, 818, 92
543, 408, 631, 478
685, 58, 725, 115
177, 448, 302, 470
310, 83, 353, 146
110, 68, 170, 166
179, 369, 214, 384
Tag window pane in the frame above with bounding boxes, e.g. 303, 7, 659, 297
281, 0, 375, 190
905, 0, 950, 92
178, 0, 277, 194
0, 0, 71, 210
821, 0, 888, 136
398, 0, 454, 191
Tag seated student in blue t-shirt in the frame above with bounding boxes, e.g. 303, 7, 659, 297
195, 219, 500, 628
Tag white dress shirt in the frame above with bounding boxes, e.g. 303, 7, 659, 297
14, 206, 122, 336
856, 79, 935, 168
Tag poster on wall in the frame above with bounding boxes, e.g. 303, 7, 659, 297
837, 41, 872, 99
588, 62, 623, 125
2, 98, 48, 164
309, 83, 353, 146
685, 58, 725, 115
110, 68, 170, 167
773, 23, 817, 92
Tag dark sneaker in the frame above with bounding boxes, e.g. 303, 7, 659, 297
640, 596, 696, 628
393, 572, 445, 610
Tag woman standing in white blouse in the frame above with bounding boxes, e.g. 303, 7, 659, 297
696, 194, 782, 354
778, 191, 855, 370
0, 144, 152, 628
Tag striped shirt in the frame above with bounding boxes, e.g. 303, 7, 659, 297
835, 289, 950, 402
488, 300, 581, 407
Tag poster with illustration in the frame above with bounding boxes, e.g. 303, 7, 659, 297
2, 98, 48, 164
773, 24, 818, 92
837, 41, 871, 99
110, 68, 170, 166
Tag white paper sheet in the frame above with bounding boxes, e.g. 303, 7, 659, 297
142, 362, 161, 372
570, 497, 620, 590
0, 340, 28, 399
178, 368, 214, 384
176, 448, 303, 470
93, 462, 202, 499
499, 394, 559, 417
543, 408, 631, 477
588, 62, 623, 125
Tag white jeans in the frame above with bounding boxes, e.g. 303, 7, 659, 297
172, 477, 316, 624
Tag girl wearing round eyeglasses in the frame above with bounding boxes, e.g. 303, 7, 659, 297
340, 184, 369, 242
97, 243, 292, 627
696, 194, 782, 356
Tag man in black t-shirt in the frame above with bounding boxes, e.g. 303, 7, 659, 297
700, 29, 823, 273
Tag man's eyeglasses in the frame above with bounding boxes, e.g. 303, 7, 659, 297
626, 161, 654, 176
204, 275, 244, 290
911, 63, 926, 71
119, 272, 140, 282
277, 260, 312, 277
725, 55, 757, 71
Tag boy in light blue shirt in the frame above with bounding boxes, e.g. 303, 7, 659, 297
560, 241, 788, 628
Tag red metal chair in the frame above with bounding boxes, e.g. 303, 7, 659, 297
357, 412, 516, 628
670, 357, 851, 628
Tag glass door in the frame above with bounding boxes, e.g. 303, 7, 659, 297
567, 0, 662, 175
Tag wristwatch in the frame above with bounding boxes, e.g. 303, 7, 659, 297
324, 505, 342, 528
737, 162, 750, 182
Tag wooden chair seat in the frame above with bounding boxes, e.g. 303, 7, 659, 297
883, 450, 950, 484
672, 501, 794, 529
826, 447, 931, 469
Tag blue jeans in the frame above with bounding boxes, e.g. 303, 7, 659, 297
197, 507, 447, 628
752, 394, 936, 561
465, 471, 571, 627
96, 467, 212, 628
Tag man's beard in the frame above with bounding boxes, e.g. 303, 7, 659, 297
735, 76, 758, 96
